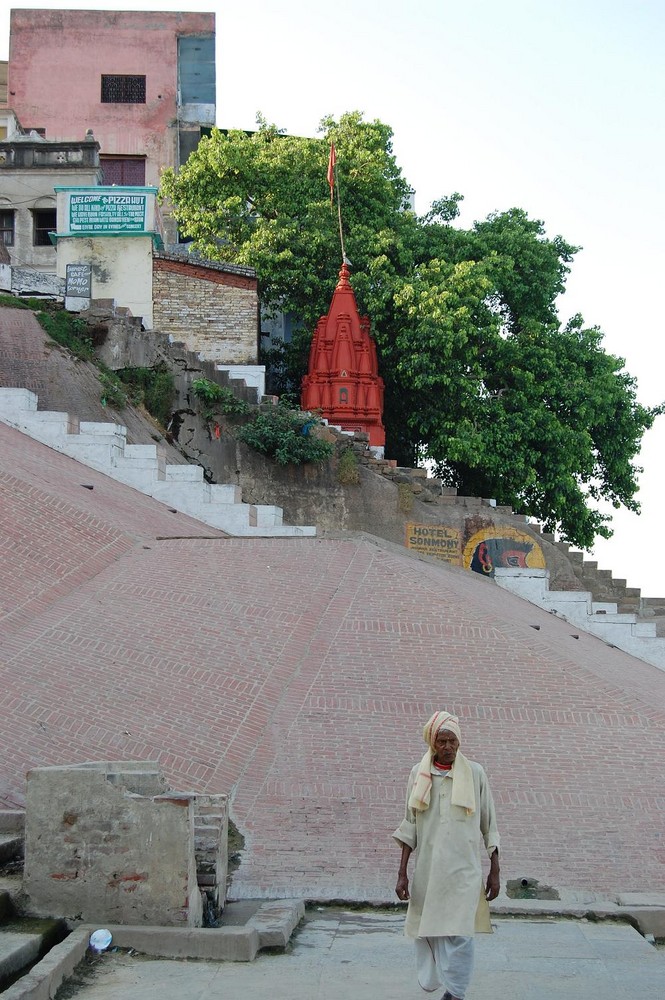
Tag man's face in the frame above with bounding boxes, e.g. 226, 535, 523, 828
433, 728, 459, 765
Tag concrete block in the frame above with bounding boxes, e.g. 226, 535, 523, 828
247, 899, 305, 949
165, 465, 204, 483
181, 503, 252, 533
208, 484, 242, 504
25, 412, 79, 437
0, 388, 38, 414
0, 834, 23, 864
123, 444, 160, 462
617, 892, 665, 907
149, 481, 212, 507
618, 906, 665, 937
79, 421, 128, 437
241, 525, 317, 537
0, 932, 43, 987
101, 923, 260, 961
0, 928, 89, 1000
0, 811, 25, 834
253, 504, 283, 528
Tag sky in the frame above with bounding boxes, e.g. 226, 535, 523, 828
2, 0, 664, 595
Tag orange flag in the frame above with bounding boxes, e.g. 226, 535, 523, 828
327, 142, 336, 206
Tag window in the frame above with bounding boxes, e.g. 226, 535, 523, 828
100, 156, 146, 186
33, 209, 57, 246
101, 75, 146, 104
0, 210, 14, 246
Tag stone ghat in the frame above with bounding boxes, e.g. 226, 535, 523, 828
335, 426, 665, 618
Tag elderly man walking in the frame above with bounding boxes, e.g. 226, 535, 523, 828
393, 711, 500, 1000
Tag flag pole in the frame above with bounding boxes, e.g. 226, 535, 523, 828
335, 169, 347, 265
328, 142, 346, 265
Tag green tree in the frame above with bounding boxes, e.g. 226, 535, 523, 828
161, 113, 661, 548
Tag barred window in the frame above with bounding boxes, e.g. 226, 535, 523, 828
101, 75, 146, 104
0, 210, 15, 246
100, 157, 146, 186
33, 209, 57, 246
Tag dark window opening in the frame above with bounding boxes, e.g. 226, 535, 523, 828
101, 75, 146, 104
100, 157, 146, 186
0, 210, 15, 246
33, 208, 57, 246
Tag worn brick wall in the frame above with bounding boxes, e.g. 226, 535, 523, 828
153, 257, 258, 364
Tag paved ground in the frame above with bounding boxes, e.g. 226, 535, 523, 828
2, 395, 665, 900
57, 910, 664, 1000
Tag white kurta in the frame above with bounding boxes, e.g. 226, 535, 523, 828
393, 757, 500, 938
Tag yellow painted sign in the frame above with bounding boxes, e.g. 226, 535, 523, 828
405, 524, 461, 564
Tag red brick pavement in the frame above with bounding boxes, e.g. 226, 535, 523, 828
1, 423, 664, 901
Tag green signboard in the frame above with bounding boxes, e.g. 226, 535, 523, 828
69, 193, 148, 233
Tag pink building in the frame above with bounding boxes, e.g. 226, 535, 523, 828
5, 8, 215, 206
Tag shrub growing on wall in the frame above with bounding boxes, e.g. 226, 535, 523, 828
237, 405, 333, 465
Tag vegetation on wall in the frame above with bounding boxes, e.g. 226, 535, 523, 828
118, 366, 176, 427
336, 446, 361, 486
0, 295, 96, 361
161, 112, 663, 547
191, 377, 250, 419
236, 404, 333, 466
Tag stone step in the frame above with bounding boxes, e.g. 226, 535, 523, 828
0, 932, 44, 988
79, 420, 128, 437
0, 918, 66, 990
0, 835, 22, 865
495, 568, 665, 671
165, 464, 205, 483
0, 812, 24, 835
0, 388, 38, 414
241, 524, 317, 537
0, 388, 316, 539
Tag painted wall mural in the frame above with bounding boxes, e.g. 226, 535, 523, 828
462, 526, 545, 578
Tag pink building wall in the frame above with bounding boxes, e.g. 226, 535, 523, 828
6, 8, 215, 189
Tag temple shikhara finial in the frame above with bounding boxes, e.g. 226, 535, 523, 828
301, 264, 385, 455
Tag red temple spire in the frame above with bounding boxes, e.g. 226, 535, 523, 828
301, 265, 385, 453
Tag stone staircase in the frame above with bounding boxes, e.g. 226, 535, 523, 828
193, 794, 229, 926
0, 810, 68, 994
0, 388, 316, 538
494, 568, 665, 671
336, 427, 665, 637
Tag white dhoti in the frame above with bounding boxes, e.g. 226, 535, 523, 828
415, 935, 475, 998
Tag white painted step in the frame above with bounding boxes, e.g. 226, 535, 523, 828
0, 387, 317, 539
165, 465, 204, 483
495, 568, 664, 671
0, 387, 38, 414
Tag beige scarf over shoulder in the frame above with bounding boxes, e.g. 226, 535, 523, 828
408, 711, 476, 815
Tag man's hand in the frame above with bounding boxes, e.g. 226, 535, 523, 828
485, 850, 500, 901
395, 872, 410, 901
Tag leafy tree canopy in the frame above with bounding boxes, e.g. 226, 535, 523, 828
160, 112, 661, 548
